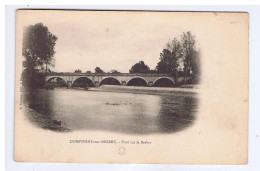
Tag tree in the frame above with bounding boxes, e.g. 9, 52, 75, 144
23, 23, 58, 73
22, 23, 58, 89
155, 31, 200, 85
156, 49, 172, 74
109, 70, 121, 74
190, 50, 200, 75
149, 69, 157, 74
74, 69, 82, 73
86, 70, 92, 73
156, 38, 182, 77
181, 31, 196, 80
129, 61, 150, 73
95, 67, 104, 73
167, 38, 183, 75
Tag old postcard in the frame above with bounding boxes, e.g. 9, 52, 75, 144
14, 10, 248, 164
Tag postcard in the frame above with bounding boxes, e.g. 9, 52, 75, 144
14, 10, 248, 164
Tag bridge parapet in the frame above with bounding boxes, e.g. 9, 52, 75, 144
46, 72, 175, 77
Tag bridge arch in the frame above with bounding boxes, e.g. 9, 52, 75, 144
153, 77, 175, 87
126, 76, 148, 86
46, 76, 68, 87
72, 77, 95, 88
99, 77, 121, 86
46, 76, 66, 83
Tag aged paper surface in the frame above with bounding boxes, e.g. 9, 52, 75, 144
14, 10, 248, 164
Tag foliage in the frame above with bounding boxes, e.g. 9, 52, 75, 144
156, 49, 174, 74
181, 31, 197, 76
156, 31, 200, 82
22, 23, 58, 89
149, 69, 157, 74
129, 61, 150, 73
190, 50, 201, 75
156, 38, 183, 77
23, 23, 58, 72
109, 70, 121, 74
74, 69, 82, 73
95, 67, 104, 73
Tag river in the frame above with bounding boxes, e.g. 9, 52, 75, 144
22, 87, 199, 134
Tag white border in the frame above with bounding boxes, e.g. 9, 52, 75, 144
5, 5, 260, 171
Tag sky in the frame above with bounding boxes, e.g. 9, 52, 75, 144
18, 10, 200, 73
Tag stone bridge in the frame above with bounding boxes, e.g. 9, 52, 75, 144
45, 73, 187, 88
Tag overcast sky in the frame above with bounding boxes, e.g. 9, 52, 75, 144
19, 11, 199, 73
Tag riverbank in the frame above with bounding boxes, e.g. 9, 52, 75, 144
87, 85, 199, 96
22, 104, 71, 132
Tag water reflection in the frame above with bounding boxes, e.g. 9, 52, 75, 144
157, 95, 198, 133
23, 89, 198, 134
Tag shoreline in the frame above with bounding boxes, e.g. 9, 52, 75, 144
39, 85, 200, 96
87, 85, 199, 96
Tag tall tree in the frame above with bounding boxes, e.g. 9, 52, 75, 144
129, 61, 150, 73
23, 23, 58, 88
156, 38, 182, 77
156, 49, 172, 74
155, 31, 200, 85
23, 23, 58, 73
190, 50, 200, 75
181, 31, 196, 80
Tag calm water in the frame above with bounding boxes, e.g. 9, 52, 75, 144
23, 88, 198, 134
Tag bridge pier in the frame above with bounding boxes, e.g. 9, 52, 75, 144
148, 81, 153, 87
67, 81, 72, 88
121, 81, 126, 86
94, 81, 99, 87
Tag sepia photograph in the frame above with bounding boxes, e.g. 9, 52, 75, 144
14, 10, 248, 164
